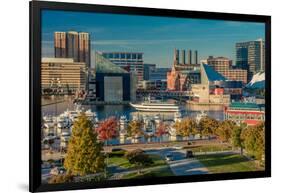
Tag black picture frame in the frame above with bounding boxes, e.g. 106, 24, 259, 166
29, 1, 271, 192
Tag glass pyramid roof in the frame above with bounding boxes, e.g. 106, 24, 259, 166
202, 64, 226, 81
95, 52, 128, 74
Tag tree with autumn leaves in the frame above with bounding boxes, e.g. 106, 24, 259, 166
64, 113, 105, 176
231, 123, 247, 155
126, 120, 144, 141
198, 117, 219, 139
155, 122, 168, 143
241, 122, 265, 161
96, 117, 118, 146
174, 118, 197, 139
215, 120, 236, 143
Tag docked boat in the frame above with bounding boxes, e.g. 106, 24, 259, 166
130, 99, 182, 112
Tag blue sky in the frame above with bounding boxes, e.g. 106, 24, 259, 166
42, 10, 265, 68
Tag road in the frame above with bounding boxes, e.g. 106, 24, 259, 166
146, 148, 209, 176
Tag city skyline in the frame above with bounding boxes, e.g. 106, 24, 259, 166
42, 10, 265, 68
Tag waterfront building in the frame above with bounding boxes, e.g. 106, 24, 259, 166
224, 102, 265, 126
143, 63, 156, 80
140, 80, 167, 90
54, 31, 91, 67
191, 64, 243, 104
221, 69, 247, 84
236, 39, 265, 81
167, 66, 188, 91
41, 58, 86, 94
149, 67, 170, 81
207, 56, 247, 84
87, 69, 97, 100
100, 51, 144, 83
95, 52, 137, 102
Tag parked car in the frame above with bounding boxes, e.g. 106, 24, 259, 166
186, 150, 194, 158
165, 153, 174, 161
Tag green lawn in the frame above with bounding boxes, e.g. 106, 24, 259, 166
107, 156, 133, 169
107, 153, 166, 169
196, 153, 264, 173
123, 165, 174, 179
184, 144, 232, 153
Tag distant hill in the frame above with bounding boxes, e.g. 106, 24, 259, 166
246, 72, 265, 89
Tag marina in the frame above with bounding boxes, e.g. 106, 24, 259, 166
41, 96, 224, 146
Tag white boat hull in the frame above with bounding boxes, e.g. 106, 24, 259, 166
130, 103, 181, 112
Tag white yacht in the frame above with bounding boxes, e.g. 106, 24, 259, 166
61, 105, 98, 123
130, 99, 182, 112
196, 111, 208, 123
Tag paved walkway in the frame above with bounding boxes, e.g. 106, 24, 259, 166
168, 158, 208, 176
146, 148, 210, 176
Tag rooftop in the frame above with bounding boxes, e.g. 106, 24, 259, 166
229, 102, 261, 110
202, 64, 227, 81
95, 52, 129, 74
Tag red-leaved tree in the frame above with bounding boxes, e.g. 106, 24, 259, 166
155, 122, 168, 143
96, 117, 118, 146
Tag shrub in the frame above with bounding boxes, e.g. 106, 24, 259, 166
125, 149, 153, 167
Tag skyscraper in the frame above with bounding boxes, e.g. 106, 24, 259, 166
236, 39, 265, 81
78, 32, 91, 68
66, 31, 79, 62
54, 31, 91, 67
54, 32, 67, 58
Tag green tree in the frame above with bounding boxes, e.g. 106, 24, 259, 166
64, 113, 105, 176
175, 118, 197, 139
242, 122, 265, 161
198, 117, 219, 139
231, 123, 246, 155
215, 120, 236, 143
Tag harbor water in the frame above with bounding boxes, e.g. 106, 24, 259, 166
42, 96, 224, 121
42, 96, 224, 145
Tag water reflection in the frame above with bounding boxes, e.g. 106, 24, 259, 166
42, 96, 224, 145
42, 96, 224, 121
